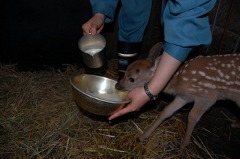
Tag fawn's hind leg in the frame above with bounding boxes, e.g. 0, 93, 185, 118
231, 102, 240, 128
181, 99, 215, 148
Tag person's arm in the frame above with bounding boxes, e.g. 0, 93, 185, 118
147, 52, 181, 96
162, 0, 216, 61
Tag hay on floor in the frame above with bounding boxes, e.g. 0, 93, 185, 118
0, 60, 228, 159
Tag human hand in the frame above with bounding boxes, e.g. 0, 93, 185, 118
82, 13, 105, 35
109, 86, 150, 120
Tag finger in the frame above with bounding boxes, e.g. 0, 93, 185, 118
96, 25, 104, 34
108, 106, 133, 120
82, 23, 91, 35
83, 31, 88, 35
89, 24, 98, 35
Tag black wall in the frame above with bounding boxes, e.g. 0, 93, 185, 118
1, 0, 92, 70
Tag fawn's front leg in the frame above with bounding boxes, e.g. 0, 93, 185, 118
138, 96, 189, 141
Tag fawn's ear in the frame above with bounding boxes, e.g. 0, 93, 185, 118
149, 56, 161, 77
147, 42, 163, 61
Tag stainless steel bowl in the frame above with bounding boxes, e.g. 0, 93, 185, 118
70, 74, 130, 116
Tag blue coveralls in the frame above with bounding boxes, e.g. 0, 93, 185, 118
90, 0, 216, 61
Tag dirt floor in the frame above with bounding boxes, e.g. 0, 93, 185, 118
193, 102, 240, 159
1, 61, 240, 159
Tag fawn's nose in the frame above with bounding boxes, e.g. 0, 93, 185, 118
115, 82, 125, 91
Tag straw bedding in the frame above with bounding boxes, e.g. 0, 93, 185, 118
0, 60, 229, 159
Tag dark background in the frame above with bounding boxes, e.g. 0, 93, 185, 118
1, 0, 92, 70
1, 0, 163, 71
1, 0, 240, 71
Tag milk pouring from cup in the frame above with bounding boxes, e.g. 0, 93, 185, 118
78, 34, 106, 69
85, 48, 102, 57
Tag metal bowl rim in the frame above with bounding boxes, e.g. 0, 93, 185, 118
70, 74, 131, 104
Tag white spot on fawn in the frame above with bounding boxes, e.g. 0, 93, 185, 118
235, 81, 240, 85
182, 70, 187, 74
231, 71, 236, 75
208, 67, 217, 71
226, 64, 232, 68
192, 78, 197, 82
191, 70, 196, 74
198, 71, 206, 76
225, 75, 230, 80
198, 82, 216, 89
217, 70, 225, 77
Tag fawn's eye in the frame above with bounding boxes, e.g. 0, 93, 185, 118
129, 77, 135, 83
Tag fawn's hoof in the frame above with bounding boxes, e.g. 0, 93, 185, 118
137, 134, 148, 142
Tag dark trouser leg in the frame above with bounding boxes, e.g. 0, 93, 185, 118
117, 0, 152, 80
117, 41, 141, 80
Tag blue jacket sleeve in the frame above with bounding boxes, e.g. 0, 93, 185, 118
90, 0, 119, 23
162, 0, 216, 61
